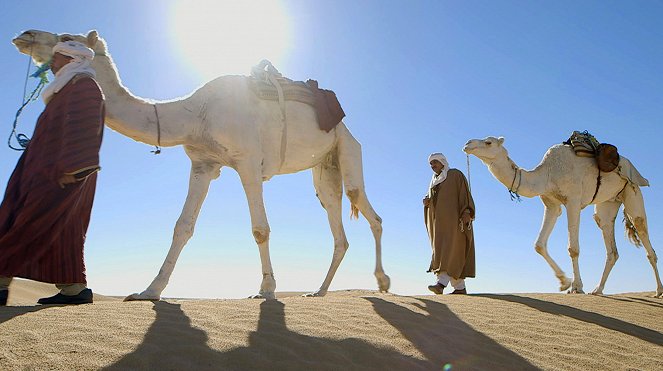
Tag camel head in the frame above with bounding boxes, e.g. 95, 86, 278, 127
463, 136, 507, 163
12, 30, 106, 65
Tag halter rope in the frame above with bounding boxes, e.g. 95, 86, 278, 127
8, 36, 49, 151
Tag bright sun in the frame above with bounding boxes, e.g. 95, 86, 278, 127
170, 0, 291, 81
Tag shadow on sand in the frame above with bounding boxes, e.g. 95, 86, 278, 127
364, 297, 538, 370
0, 305, 58, 325
104, 300, 431, 370
477, 294, 663, 346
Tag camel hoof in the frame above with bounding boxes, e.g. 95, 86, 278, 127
303, 290, 327, 298
559, 277, 572, 291
566, 288, 585, 294
656, 290, 662, 298
590, 289, 603, 296
124, 292, 160, 301
249, 292, 276, 300
376, 273, 391, 293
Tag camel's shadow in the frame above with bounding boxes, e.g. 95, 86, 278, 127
104, 300, 428, 370
364, 297, 538, 370
477, 294, 663, 346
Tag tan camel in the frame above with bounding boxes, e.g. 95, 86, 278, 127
12, 29, 390, 300
464, 136, 662, 297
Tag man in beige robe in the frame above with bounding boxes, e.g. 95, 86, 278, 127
424, 153, 475, 294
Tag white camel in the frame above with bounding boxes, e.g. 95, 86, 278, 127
464, 136, 662, 297
12, 29, 390, 300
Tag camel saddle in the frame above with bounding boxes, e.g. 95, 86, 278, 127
248, 60, 345, 132
564, 131, 620, 173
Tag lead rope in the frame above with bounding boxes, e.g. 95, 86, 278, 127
8, 36, 49, 151
460, 154, 473, 232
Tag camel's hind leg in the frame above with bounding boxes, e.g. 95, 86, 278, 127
622, 185, 663, 298
591, 201, 622, 295
125, 159, 220, 301
335, 124, 390, 292
304, 150, 349, 297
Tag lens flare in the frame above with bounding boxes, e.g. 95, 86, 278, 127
170, 0, 291, 80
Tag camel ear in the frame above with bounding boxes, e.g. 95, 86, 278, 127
498, 137, 505, 145
86, 30, 98, 48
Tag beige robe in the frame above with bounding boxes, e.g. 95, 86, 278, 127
425, 169, 476, 279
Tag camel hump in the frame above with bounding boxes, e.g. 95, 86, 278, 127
618, 156, 650, 187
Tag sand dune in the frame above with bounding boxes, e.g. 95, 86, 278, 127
1, 280, 661, 370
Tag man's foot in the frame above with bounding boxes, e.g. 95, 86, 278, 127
427, 283, 445, 295
450, 288, 467, 295
38, 288, 93, 305
0, 290, 7, 306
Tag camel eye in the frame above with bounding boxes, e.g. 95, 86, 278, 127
485, 141, 492, 145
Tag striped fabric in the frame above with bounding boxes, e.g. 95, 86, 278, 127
0, 75, 104, 284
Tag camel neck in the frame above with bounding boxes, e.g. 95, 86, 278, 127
91, 54, 192, 146
487, 155, 546, 198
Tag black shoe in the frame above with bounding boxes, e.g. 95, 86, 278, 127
450, 288, 467, 295
427, 283, 445, 295
38, 288, 93, 305
0, 290, 7, 306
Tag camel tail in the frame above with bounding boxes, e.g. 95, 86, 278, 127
350, 204, 359, 220
623, 210, 642, 247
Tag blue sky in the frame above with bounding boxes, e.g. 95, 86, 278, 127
1, 0, 661, 298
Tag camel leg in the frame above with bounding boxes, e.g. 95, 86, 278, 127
125, 160, 220, 301
591, 201, 622, 295
535, 196, 572, 291
565, 201, 584, 293
336, 125, 390, 292
304, 153, 348, 297
237, 161, 276, 300
623, 186, 663, 298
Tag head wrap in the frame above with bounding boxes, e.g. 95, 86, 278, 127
41, 40, 96, 103
427, 152, 450, 197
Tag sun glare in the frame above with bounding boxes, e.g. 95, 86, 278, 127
171, 0, 291, 81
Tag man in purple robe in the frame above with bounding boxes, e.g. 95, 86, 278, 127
0, 40, 104, 305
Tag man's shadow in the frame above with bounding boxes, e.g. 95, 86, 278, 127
105, 300, 430, 370
0, 305, 52, 325
476, 294, 663, 346
364, 297, 538, 370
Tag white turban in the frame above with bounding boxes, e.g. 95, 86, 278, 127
42, 40, 96, 103
427, 152, 450, 197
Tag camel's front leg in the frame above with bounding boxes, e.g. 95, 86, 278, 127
238, 163, 275, 300
566, 202, 584, 293
125, 161, 220, 301
535, 197, 572, 291
591, 201, 621, 295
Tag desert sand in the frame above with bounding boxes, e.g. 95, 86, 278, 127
1, 279, 661, 370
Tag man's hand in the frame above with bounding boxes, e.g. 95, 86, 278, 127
423, 197, 430, 207
58, 174, 77, 188
461, 212, 472, 224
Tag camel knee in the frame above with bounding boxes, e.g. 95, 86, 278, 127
646, 251, 658, 264
633, 217, 648, 235
334, 239, 349, 253
252, 227, 270, 245
607, 249, 619, 264
568, 246, 579, 258
174, 219, 195, 242
535, 244, 547, 255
